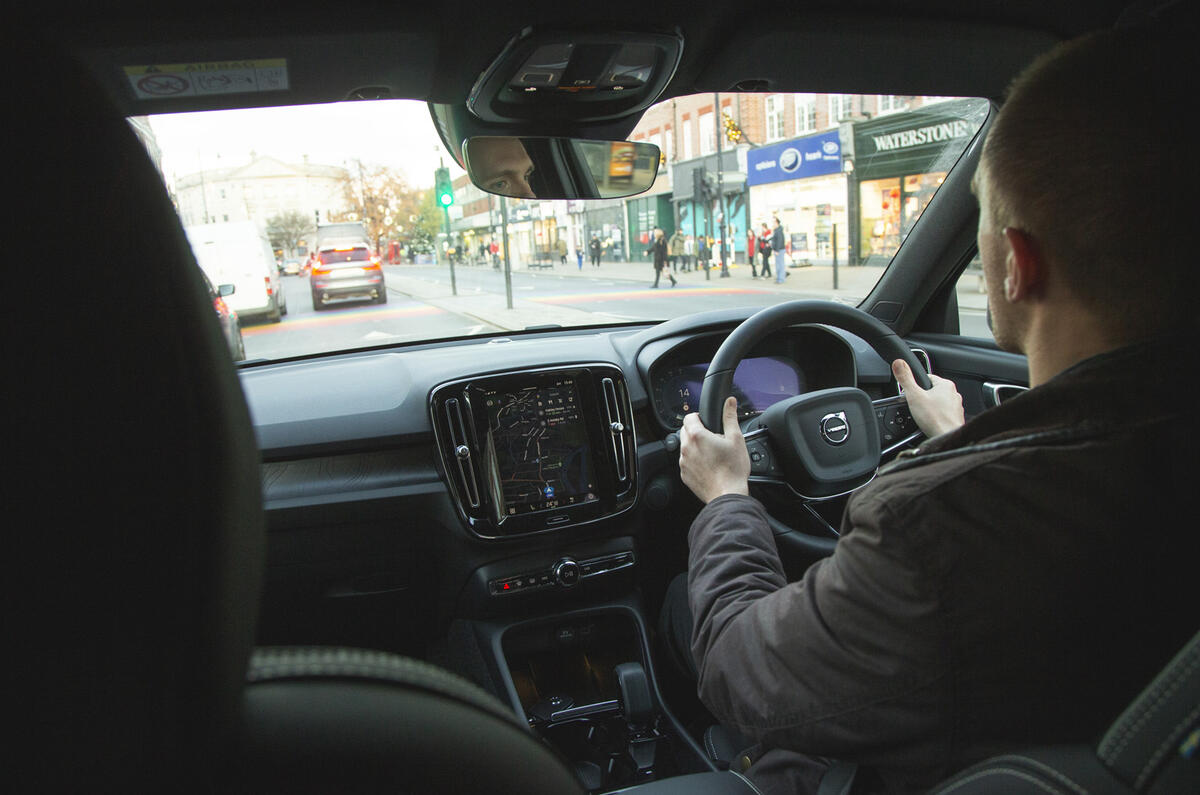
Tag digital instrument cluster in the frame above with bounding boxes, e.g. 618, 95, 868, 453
650, 355, 805, 429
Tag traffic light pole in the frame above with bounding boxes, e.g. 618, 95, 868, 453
444, 204, 456, 296
501, 196, 513, 309
435, 164, 457, 296
714, 92, 729, 278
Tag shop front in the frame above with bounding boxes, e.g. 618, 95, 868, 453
849, 99, 989, 264
746, 130, 845, 265
583, 199, 626, 262
626, 194, 674, 262
672, 151, 748, 264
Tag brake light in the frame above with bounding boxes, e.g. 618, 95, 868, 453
311, 266, 332, 276
264, 276, 274, 296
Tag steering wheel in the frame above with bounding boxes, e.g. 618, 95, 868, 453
698, 300, 930, 553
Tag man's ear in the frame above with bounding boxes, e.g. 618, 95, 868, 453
1002, 227, 1046, 302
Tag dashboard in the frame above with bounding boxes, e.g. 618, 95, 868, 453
239, 308, 902, 642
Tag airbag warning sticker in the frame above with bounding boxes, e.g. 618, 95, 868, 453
124, 59, 288, 100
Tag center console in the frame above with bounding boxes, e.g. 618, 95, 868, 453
436, 366, 753, 792
478, 604, 713, 793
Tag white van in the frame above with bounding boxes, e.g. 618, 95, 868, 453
185, 221, 287, 323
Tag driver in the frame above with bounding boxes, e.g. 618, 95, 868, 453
465, 136, 536, 199
670, 26, 1193, 794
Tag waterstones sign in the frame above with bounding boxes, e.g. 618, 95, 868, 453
867, 119, 975, 153
853, 100, 988, 178
746, 131, 841, 186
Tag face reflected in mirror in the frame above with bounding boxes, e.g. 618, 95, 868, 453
465, 137, 536, 199
464, 136, 660, 200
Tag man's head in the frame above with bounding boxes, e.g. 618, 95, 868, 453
465, 137, 536, 199
975, 27, 1187, 350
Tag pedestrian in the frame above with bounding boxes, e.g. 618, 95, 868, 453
771, 216, 787, 284
575, 248, 583, 270
758, 222, 772, 279
697, 236, 709, 271
668, 229, 684, 273
683, 234, 694, 272
646, 227, 676, 288
747, 228, 758, 278
489, 240, 500, 269
556, 237, 567, 265
589, 235, 601, 267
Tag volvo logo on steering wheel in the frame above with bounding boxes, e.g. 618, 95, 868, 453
819, 411, 851, 445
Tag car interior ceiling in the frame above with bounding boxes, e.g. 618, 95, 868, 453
13, 0, 1198, 793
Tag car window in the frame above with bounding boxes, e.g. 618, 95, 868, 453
956, 251, 993, 340
320, 248, 371, 264
137, 93, 986, 362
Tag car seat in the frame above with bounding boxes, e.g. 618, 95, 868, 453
927, 628, 1199, 794
10, 32, 583, 794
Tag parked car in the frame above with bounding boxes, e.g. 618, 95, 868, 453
198, 268, 246, 361
309, 244, 387, 309
185, 221, 287, 323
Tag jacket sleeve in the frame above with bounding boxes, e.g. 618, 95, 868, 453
687, 493, 950, 760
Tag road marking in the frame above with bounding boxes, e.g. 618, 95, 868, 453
530, 286, 765, 304
362, 331, 415, 341
242, 304, 442, 334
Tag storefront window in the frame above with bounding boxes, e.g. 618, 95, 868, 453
858, 172, 947, 259
903, 173, 945, 235
860, 177, 902, 258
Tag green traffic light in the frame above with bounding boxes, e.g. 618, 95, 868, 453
434, 166, 453, 207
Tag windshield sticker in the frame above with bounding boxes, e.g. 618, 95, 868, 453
123, 60, 288, 100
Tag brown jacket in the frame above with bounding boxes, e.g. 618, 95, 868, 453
687, 337, 1195, 792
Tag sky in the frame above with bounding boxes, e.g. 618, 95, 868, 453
148, 100, 465, 188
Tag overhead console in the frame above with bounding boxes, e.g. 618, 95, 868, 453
467, 29, 684, 123
430, 364, 637, 539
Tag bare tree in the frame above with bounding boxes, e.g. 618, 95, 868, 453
265, 210, 314, 257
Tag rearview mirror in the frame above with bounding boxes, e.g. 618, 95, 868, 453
463, 137, 660, 200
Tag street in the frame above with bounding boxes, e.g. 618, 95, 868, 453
241, 260, 992, 361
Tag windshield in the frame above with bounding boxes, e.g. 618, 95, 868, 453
138, 93, 987, 362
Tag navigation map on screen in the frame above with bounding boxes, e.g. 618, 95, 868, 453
485, 378, 597, 516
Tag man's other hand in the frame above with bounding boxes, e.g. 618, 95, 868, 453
679, 396, 751, 504
893, 359, 965, 438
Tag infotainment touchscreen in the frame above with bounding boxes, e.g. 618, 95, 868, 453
483, 376, 598, 516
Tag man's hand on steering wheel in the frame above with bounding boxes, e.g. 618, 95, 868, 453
680, 396, 750, 504
892, 359, 965, 438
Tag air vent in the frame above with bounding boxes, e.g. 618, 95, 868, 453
444, 397, 481, 507
601, 377, 629, 484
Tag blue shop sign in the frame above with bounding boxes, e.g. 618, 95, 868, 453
746, 131, 841, 186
